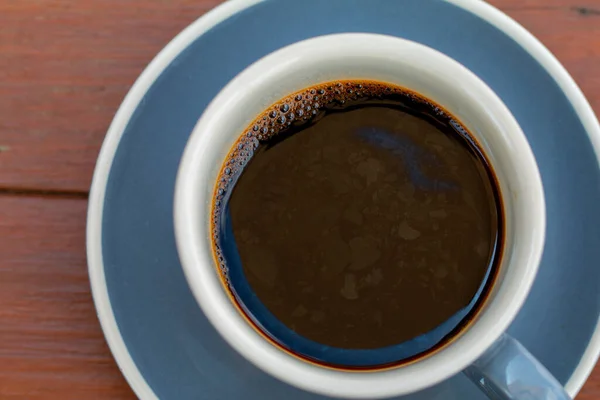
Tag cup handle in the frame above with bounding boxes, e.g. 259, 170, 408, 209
464, 333, 571, 400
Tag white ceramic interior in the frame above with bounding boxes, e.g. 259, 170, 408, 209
174, 33, 545, 399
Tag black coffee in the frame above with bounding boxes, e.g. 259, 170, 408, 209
211, 80, 502, 368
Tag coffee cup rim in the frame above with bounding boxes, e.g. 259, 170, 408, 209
174, 33, 545, 399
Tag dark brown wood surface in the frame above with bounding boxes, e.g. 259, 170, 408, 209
0, 1, 598, 398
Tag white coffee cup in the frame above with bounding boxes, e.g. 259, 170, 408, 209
174, 34, 560, 399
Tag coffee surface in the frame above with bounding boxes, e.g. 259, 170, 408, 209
212, 81, 501, 363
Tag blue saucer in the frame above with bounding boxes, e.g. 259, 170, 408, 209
88, 0, 600, 399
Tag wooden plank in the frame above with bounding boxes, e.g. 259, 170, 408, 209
0, 193, 598, 396
490, 0, 600, 10
0, 0, 599, 192
0, 0, 222, 192
581, 369, 600, 400
0, 195, 134, 399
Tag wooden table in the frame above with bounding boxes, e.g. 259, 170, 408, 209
0, 0, 598, 398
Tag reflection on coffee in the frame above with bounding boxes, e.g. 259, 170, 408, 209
211, 80, 503, 368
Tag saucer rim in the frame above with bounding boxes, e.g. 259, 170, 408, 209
86, 1, 600, 399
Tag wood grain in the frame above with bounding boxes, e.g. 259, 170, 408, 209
0, 0, 599, 192
0, 0, 598, 399
0, 0, 222, 192
0, 194, 598, 397
0, 195, 134, 399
